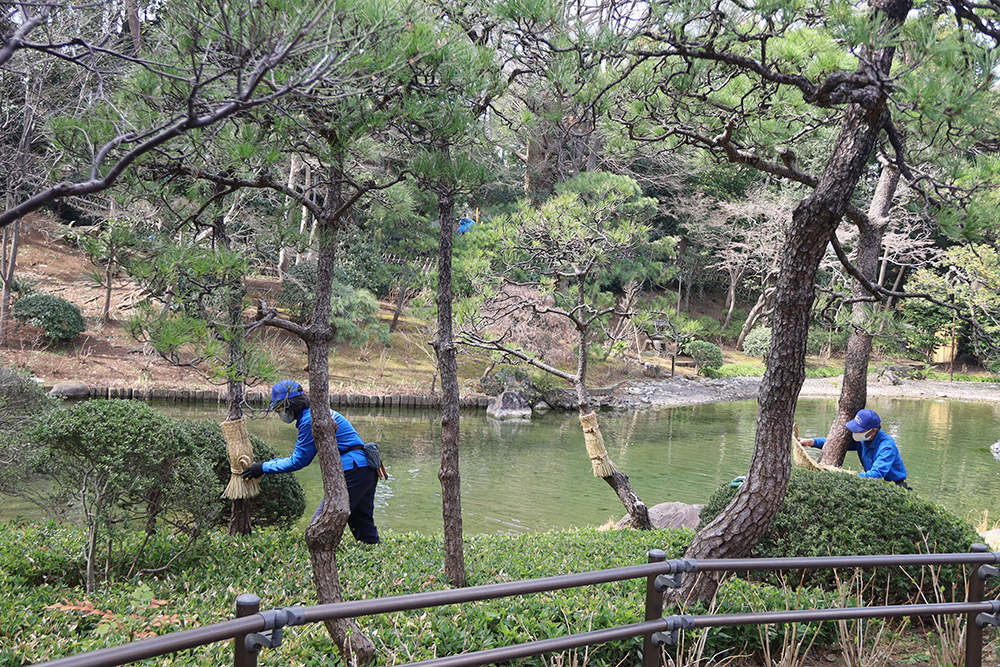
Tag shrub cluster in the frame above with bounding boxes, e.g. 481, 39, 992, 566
27, 400, 221, 590
683, 339, 724, 374
699, 468, 982, 602
741, 326, 771, 360
11, 293, 86, 342
6, 401, 306, 591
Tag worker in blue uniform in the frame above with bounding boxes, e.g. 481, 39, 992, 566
242, 380, 380, 543
798, 408, 910, 489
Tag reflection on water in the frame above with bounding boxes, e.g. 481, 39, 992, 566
3, 397, 999, 534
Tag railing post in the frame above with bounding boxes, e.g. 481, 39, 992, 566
964, 543, 988, 667
643, 549, 667, 667
235, 594, 261, 667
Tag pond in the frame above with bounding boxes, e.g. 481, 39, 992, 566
3, 396, 999, 534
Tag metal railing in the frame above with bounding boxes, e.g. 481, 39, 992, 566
35, 545, 1000, 667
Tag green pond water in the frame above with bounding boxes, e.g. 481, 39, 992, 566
3, 396, 999, 534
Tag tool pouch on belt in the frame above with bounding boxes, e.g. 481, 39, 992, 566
363, 443, 382, 471
347, 442, 388, 479
365, 443, 389, 479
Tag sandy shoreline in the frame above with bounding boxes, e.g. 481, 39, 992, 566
618, 374, 1000, 409
800, 376, 1000, 403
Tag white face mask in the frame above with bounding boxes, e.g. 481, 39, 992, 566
852, 430, 871, 442
279, 410, 296, 424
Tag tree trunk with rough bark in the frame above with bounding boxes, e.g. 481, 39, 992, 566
666, 0, 911, 606
0, 218, 20, 345
211, 206, 255, 537
524, 130, 561, 198
303, 171, 375, 664
432, 189, 466, 588
819, 163, 899, 466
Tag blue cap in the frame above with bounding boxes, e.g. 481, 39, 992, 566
846, 409, 880, 432
269, 380, 304, 409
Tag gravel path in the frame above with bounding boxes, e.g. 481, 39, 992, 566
610, 374, 1000, 409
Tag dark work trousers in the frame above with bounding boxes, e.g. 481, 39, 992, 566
312, 463, 380, 544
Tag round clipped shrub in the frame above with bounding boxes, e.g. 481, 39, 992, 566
741, 326, 771, 359
699, 468, 982, 603
683, 340, 723, 374
175, 419, 306, 528
30, 400, 222, 587
12, 293, 86, 342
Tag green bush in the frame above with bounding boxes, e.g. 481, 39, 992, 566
683, 340, 723, 374
11, 293, 86, 342
742, 326, 771, 360
0, 523, 906, 665
699, 468, 982, 603
694, 315, 723, 340
479, 367, 535, 396
29, 400, 221, 589
0, 368, 59, 496
694, 578, 842, 660
1, 526, 696, 665
721, 309, 748, 342
174, 419, 306, 528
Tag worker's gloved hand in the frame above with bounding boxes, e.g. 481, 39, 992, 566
241, 462, 265, 479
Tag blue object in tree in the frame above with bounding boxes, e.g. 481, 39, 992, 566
456, 216, 476, 234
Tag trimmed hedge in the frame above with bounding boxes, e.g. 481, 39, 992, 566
11, 293, 86, 342
683, 340, 724, 374
699, 468, 983, 602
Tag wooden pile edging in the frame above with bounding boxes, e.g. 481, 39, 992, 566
84, 386, 491, 410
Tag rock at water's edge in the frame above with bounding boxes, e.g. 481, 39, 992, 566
618, 501, 704, 530
486, 389, 532, 421
48, 381, 90, 398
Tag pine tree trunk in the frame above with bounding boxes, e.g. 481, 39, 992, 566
667, 0, 911, 606
0, 219, 20, 344
212, 206, 254, 537
304, 170, 375, 664
573, 279, 652, 530
433, 189, 466, 588
819, 163, 899, 466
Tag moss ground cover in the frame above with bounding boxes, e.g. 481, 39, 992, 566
2, 520, 997, 666
1, 526, 691, 666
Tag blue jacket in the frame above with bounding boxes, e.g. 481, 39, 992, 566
813, 430, 907, 482
262, 408, 368, 474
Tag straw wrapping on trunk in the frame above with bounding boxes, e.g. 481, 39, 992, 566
791, 422, 852, 474
222, 418, 260, 499
579, 411, 618, 477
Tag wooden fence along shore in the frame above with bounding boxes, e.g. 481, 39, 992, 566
59, 385, 491, 409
